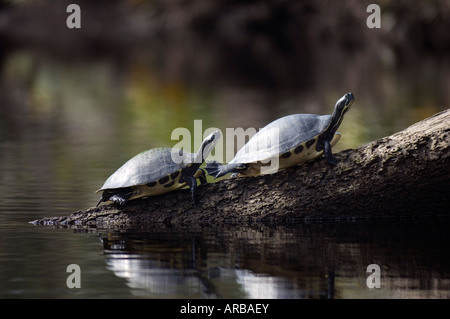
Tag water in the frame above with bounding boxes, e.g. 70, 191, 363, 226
2, 220, 450, 298
0, 47, 449, 298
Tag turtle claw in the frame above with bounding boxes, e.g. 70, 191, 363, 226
326, 157, 339, 165
198, 169, 207, 185
323, 140, 338, 165
96, 197, 104, 207
183, 175, 200, 208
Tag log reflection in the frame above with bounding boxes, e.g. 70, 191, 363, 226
99, 220, 450, 298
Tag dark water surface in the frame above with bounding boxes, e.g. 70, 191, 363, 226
2, 217, 450, 298
0, 47, 449, 298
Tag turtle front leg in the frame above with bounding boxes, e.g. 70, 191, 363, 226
184, 175, 199, 208
323, 140, 338, 165
110, 195, 128, 205
198, 169, 207, 185
105, 188, 134, 206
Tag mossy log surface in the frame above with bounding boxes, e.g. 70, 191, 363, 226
33, 109, 450, 229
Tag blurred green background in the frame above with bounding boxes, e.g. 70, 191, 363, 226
0, 0, 449, 298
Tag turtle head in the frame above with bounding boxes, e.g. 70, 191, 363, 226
328, 92, 354, 136
197, 130, 221, 163
335, 92, 354, 118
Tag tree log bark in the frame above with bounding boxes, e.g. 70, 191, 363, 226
33, 109, 450, 228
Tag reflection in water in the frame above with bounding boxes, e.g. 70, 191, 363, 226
105, 256, 212, 298
100, 229, 333, 298
99, 221, 450, 299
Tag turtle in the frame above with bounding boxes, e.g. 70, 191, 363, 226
206, 92, 354, 178
96, 130, 221, 207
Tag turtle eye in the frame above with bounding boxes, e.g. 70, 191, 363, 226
345, 92, 354, 104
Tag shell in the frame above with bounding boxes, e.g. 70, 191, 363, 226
230, 114, 331, 164
98, 148, 193, 191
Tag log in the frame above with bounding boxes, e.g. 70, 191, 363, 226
32, 109, 450, 228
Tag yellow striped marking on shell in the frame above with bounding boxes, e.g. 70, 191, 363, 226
237, 133, 341, 177
124, 166, 203, 201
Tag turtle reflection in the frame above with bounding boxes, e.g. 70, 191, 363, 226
98, 221, 450, 299
99, 229, 334, 298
